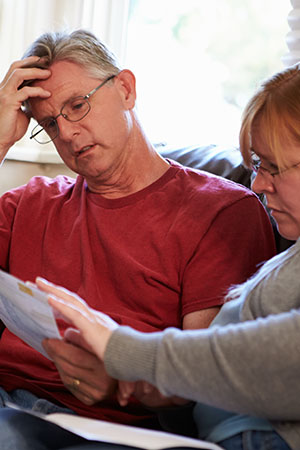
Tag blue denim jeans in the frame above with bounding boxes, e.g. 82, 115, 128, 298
0, 386, 74, 414
218, 430, 291, 450
0, 388, 149, 450
0, 389, 292, 450
0, 409, 145, 450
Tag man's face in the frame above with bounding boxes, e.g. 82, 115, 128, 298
29, 61, 135, 190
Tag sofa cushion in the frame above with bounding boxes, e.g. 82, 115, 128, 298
159, 143, 252, 187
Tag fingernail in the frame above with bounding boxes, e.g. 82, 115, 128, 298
36, 277, 50, 285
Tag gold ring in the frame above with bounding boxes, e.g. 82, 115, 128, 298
72, 378, 81, 388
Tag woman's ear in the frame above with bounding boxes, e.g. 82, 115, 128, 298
114, 69, 136, 109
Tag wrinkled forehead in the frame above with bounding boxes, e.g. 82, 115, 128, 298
27, 61, 97, 118
32, 60, 89, 88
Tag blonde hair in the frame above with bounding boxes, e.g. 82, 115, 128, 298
240, 63, 300, 169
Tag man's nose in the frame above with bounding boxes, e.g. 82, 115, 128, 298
56, 116, 80, 141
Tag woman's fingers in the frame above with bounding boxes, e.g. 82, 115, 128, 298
117, 381, 136, 406
36, 277, 118, 361
36, 277, 88, 309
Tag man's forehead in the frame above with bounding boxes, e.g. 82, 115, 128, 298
32, 60, 88, 89
29, 61, 96, 119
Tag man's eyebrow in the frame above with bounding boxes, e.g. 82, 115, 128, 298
34, 91, 82, 122
57, 89, 88, 110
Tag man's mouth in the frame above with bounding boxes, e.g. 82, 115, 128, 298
77, 145, 94, 155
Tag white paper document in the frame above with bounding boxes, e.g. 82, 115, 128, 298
4, 401, 223, 450
0, 275, 223, 449
0, 270, 61, 358
46, 413, 224, 449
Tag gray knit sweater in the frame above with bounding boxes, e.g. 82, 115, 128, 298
105, 238, 300, 449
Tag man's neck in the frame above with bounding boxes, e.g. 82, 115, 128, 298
86, 143, 170, 199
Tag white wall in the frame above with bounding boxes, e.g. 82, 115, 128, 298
0, 160, 76, 195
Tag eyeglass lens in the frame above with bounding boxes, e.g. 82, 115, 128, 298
31, 97, 91, 144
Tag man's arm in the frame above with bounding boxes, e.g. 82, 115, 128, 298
0, 57, 51, 163
44, 335, 117, 405
182, 307, 221, 329
0, 60, 50, 336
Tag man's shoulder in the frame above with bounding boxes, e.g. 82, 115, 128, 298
171, 159, 254, 199
27, 174, 77, 190
1, 174, 79, 205
22, 174, 77, 195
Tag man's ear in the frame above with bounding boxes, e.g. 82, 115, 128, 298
114, 69, 136, 109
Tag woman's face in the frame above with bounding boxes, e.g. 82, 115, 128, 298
251, 127, 300, 241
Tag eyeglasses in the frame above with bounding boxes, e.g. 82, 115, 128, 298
30, 75, 115, 144
251, 151, 300, 179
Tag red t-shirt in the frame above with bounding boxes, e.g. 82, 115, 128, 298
0, 161, 275, 425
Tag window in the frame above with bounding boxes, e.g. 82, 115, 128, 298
0, 0, 291, 161
124, 0, 291, 146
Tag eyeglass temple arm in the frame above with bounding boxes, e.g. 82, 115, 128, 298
30, 128, 44, 140
85, 75, 116, 99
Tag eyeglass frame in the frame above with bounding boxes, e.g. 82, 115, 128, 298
250, 150, 300, 179
30, 74, 116, 144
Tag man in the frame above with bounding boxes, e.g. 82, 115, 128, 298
0, 29, 275, 431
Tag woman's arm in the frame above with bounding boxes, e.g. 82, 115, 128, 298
105, 311, 300, 421
37, 277, 300, 421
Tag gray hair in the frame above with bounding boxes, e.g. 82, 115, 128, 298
22, 29, 121, 79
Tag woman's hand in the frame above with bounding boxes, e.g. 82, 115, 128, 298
0, 56, 51, 159
117, 380, 189, 408
36, 277, 118, 362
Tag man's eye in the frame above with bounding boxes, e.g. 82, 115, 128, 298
70, 100, 85, 111
43, 119, 56, 130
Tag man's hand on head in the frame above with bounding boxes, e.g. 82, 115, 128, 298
0, 56, 51, 159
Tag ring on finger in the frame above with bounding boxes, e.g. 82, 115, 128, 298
72, 378, 81, 389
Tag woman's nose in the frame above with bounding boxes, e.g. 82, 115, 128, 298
251, 170, 276, 195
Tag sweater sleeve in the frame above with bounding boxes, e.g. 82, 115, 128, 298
104, 309, 300, 421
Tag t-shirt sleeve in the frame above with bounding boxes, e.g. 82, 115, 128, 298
0, 188, 22, 271
181, 194, 276, 316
